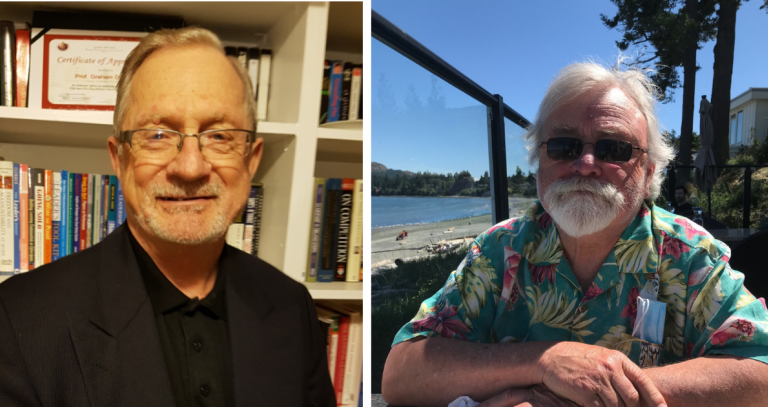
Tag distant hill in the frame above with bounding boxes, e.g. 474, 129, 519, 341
371, 162, 414, 178
371, 162, 387, 173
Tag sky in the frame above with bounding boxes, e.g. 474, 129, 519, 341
371, 0, 768, 179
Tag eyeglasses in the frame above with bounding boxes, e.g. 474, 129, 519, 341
539, 137, 648, 163
119, 129, 255, 163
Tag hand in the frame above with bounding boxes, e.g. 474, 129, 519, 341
477, 386, 580, 407
538, 342, 667, 407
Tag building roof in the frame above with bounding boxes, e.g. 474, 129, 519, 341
730, 88, 768, 110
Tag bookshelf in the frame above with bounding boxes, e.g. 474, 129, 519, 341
0, 2, 363, 300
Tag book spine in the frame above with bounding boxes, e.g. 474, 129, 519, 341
33, 169, 44, 267
12, 163, 19, 272
225, 223, 244, 251
107, 175, 117, 234
339, 62, 353, 121
334, 179, 354, 281
305, 178, 325, 282
327, 61, 343, 122
256, 49, 271, 121
101, 175, 108, 239
67, 172, 74, 255
44, 170, 52, 264
349, 65, 362, 121
27, 168, 35, 269
326, 315, 339, 384
79, 174, 88, 251
14, 29, 29, 107
319, 60, 330, 124
51, 171, 61, 262
346, 180, 363, 282
0, 22, 16, 106
85, 175, 94, 248
318, 179, 341, 282
72, 174, 81, 253
0, 162, 13, 273
334, 315, 351, 405
251, 185, 263, 256
92, 174, 101, 244
116, 179, 125, 227
247, 48, 260, 101
242, 186, 257, 255
59, 170, 68, 257
342, 314, 363, 405
19, 164, 28, 272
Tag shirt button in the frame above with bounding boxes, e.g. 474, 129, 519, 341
579, 305, 587, 313
200, 385, 210, 397
193, 342, 203, 352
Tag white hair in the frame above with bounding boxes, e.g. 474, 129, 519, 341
524, 62, 676, 200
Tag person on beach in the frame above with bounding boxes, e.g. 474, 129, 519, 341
382, 62, 768, 407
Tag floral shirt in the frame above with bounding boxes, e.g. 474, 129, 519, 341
393, 200, 768, 367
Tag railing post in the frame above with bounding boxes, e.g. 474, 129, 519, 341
668, 165, 676, 205
488, 94, 509, 224
743, 166, 752, 228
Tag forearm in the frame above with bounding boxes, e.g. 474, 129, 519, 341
645, 355, 768, 407
381, 337, 548, 407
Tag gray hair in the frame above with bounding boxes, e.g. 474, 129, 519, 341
113, 27, 257, 148
523, 62, 676, 200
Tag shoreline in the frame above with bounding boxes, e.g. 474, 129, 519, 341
372, 196, 536, 228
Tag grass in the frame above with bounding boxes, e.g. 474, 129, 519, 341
370, 247, 469, 394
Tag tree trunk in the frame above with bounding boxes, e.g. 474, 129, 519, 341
677, 0, 700, 186
711, 0, 739, 166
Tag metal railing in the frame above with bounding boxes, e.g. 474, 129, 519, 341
667, 164, 768, 228
372, 10, 531, 224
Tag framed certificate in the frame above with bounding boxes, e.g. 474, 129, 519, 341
30, 29, 145, 110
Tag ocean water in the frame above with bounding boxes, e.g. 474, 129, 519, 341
372, 196, 495, 227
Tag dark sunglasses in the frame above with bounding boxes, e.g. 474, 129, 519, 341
539, 137, 648, 163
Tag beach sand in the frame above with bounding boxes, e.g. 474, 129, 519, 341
371, 197, 537, 272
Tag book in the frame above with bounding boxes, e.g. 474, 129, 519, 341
251, 184, 263, 256
92, 174, 102, 245
316, 301, 362, 407
236, 46, 248, 69
12, 163, 20, 272
44, 170, 53, 264
19, 164, 28, 272
305, 178, 326, 282
107, 175, 117, 234
59, 170, 68, 257
79, 173, 88, 251
315, 306, 340, 385
0, 21, 16, 106
15, 29, 29, 107
339, 62, 353, 121
318, 178, 341, 282
256, 49, 271, 121
242, 186, 257, 255
349, 65, 362, 121
346, 180, 363, 282
116, 179, 125, 227
85, 174, 94, 248
226, 223, 245, 251
27, 168, 36, 269
247, 48, 260, 100
52, 171, 61, 262
327, 61, 343, 122
0, 161, 13, 273
334, 179, 354, 281
67, 172, 75, 255
101, 175, 108, 240
319, 60, 331, 124
32, 168, 44, 267
72, 173, 81, 253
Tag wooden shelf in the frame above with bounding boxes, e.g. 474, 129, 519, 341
304, 281, 363, 300
318, 121, 363, 142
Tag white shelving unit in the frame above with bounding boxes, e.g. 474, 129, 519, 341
0, 2, 363, 300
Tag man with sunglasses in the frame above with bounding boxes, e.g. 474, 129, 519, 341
0, 28, 335, 407
383, 62, 768, 407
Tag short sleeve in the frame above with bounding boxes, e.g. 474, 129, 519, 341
684, 252, 768, 364
391, 236, 505, 347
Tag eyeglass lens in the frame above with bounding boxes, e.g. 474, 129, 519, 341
546, 137, 633, 163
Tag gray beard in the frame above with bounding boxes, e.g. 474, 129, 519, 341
542, 177, 626, 238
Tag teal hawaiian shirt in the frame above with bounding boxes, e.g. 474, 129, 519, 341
393, 200, 768, 367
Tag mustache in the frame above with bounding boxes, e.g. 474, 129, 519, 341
147, 181, 222, 198
546, 177, 622, 201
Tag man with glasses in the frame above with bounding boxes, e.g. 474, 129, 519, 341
0, 28, 335, 407
383, 63, 768, 407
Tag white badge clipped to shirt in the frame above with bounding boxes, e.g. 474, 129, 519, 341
632, 273, 666, 345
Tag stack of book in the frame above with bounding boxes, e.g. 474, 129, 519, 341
0, 161, 126, 275
319, 60, 363, 124
225, 46, 273, 121
305, 178, 363, 283
225, 183, 264, 257
0, 21, 29, 107
315, 301, 362, 407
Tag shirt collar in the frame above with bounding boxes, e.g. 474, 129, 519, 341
127, 227, 228, 320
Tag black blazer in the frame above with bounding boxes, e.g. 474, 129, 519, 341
0, 224, 335, 407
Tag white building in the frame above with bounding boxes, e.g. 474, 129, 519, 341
729, 87, 768, 156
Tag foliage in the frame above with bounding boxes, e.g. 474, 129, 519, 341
371, 248, 470, 394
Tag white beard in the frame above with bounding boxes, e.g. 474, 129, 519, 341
542, 177, 626, 238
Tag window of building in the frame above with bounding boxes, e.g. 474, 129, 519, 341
736, 111, 743, 143
730, 115, 737, 144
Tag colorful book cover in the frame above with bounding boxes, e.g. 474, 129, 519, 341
79, 173, 88, 251
346, 179, 362, 282
116, 179, 125, 227
59, 170, 68, 258
339, 62, 353, 121
319, 60, 330, 124
15, 29, 30, 107
251, 185, 263, 256
305, 178, 325, 282
67, 172, 74, 256
107, 175, 117, 234
12, 163, 20, 272
85, 174, 94, 248
349, 65, 362, 121
92, 173, 101, 245
51, 171, 61, 262
44, 170, 53, 264
101, 175, 108, 240
327, 61, 343, 122
27, 168, 36, 269
334, 315, 351, 404
0, 162, 14, 274
318, 178, 341, 282
334, 179, 354, 281
242, 186, 257, 255
72, 173, 81, 253
19, 164, 28, 272
32, 168, 44, 267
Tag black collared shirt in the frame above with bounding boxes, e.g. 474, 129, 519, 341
128, 230, 234, 407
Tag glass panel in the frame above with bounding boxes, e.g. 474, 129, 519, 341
504, 117, 538, 218
661, 167, 746, 229
730, 117, 737, 144
736, 111, 743, 143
